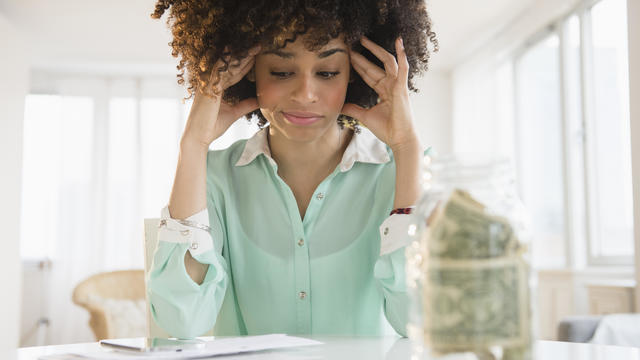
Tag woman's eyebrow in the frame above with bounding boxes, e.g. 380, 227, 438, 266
262, 49, 294, 59
317, 48, 347, 58
262, 48, 347, 59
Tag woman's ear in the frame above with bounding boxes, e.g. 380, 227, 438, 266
246, 66, 256, 82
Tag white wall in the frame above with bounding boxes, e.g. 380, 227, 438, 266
411, 70, 453, 155
452, 60, 516, 160
451, 0, 581, 160
0, 13, 27, 356
627, 0, 640, 312
373, 68, 454, 158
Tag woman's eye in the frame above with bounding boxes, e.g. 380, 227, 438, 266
270, 71, 293, 79
318, 71, 340, 79
269, 71, 340, 79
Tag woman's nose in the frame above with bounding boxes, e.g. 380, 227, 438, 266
291, 75, 318, 104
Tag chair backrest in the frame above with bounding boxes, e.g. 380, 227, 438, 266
72, 270, 146, 340
73, 270, 145, 301
143, 218, 170, 338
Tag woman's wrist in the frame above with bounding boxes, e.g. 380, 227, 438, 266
389, 128, 421, 154
390, 136, 421, 157
180, 135, 211, 155
391, 135, 422, 209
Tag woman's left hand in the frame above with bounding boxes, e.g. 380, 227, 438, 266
341, 36, 419, 150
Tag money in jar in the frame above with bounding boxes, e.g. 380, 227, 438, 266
406, 154, 534, 360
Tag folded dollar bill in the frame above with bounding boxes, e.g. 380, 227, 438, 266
426, 189, 522, 259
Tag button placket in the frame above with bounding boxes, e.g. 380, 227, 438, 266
293, 231, 311, 332
276, 163, 328, 334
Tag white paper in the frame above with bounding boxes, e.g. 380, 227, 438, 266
39, 335, 322, 360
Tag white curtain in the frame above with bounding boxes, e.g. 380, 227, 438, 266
20, 72, 258, 345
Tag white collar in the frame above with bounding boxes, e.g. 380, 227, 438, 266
235, 126, 391, 172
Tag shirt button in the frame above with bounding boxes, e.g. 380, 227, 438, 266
316, 193, 324, 200
181, 229, 191, 236
298, 238, 304, 247
190, 242, 198, 250
298, 291, 307, 300
383, 227, 389, 235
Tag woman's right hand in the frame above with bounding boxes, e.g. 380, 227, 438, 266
180, 45, 261, 150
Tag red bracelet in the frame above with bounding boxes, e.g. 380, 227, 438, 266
389, 207, 414, 216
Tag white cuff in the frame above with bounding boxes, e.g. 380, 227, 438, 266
379, 214, 414, 256
159, 206, 213, 256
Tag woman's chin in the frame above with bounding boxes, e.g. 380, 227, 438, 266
270, 120, 335, 143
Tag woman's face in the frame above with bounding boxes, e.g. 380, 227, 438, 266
254, 35, 351, 143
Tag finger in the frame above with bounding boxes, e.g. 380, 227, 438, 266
350, 51, 386, 79
211, 45, 260, 84
207, 60, 230, 92
223, 57, 255, 89
396, 37, 409, 81
229, 45, 261, 69
231, 97, 259, 119
350, 55, 384, 92
228, 55, 255, 79
210, 46, 232, 78
360, 36, 398, 77
341, 103, 367, 122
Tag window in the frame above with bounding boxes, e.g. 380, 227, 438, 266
584, 0, 633, 263
515, 34, 567, 268
20, 95, 94, 260
563, 14, 588, 267
20, 76, 259, 262
513, 0, 632, 267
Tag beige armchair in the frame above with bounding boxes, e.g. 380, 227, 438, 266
72, 270, 145, 340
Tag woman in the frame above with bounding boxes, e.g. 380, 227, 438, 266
148, 0, 438, 339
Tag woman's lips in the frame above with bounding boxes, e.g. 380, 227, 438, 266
282, 111, 322, 125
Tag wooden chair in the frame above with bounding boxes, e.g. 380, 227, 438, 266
72, 269, 145, 340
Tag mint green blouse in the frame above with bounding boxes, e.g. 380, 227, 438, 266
148, 127, 428, 339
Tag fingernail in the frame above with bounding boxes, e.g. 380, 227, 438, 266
250, 45, 261, 55
399, 37, 404, 48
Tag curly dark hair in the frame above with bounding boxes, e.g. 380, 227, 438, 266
151, 0, 438, 130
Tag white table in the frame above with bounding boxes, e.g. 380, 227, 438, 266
15, 337, 640, 359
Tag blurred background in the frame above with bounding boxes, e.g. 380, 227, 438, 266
1, 0, 638, 349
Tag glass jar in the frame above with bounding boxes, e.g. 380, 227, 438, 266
406, 154, 534, 360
